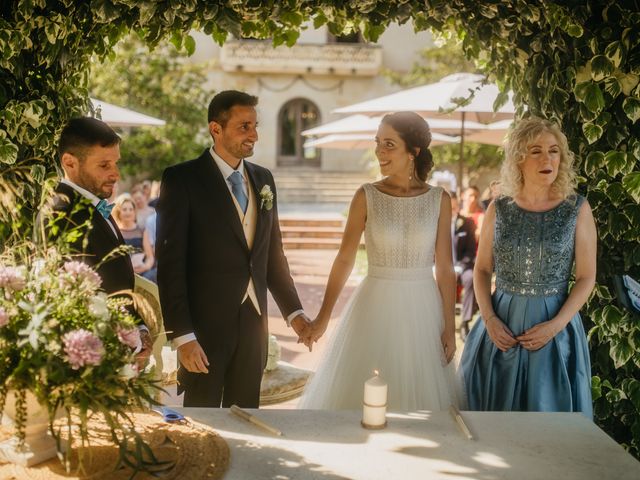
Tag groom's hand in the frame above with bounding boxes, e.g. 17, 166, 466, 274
291, 314, 313, 351
178, 340, 210, 373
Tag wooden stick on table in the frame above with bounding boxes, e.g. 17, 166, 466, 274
230, 405, 283, 436
449, 405, 475, 440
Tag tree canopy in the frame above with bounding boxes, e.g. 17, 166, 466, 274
1, 0, 639, 458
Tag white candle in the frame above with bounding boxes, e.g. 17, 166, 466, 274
362, 370, 387, 428
364, 371, 388, 407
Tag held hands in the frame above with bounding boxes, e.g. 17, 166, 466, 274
484, 314, 518, 352
178, 340, 210, 373
517, 320, 561, 351
291, 314, 314, 351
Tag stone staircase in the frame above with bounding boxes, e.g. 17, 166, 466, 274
273, 169, 373, 249
273, 168, 374, 204
280, 217, 345, 250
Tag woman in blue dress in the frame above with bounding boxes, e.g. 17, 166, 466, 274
461, 117, 596, 417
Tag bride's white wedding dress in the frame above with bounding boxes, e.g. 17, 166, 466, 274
299, 183, 463, 411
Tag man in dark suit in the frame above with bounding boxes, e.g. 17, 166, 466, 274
156, 90, 311, 408
41, 117, 151, 358
451, 193, 478, 341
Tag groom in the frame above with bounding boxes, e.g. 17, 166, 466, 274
157, 90, 311, 408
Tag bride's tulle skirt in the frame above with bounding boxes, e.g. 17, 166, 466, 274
299, 266, 465, 411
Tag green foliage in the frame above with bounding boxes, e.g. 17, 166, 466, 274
1, 0, 639, 460
90, 34, 212, 180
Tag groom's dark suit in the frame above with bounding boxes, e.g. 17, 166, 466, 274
43, 182, 134, 295
156, 149, 302, 407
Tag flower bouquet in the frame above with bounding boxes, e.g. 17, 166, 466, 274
0, 244, 164, 472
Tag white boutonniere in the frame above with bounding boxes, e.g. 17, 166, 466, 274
259, 185, 274, 211
455, 217, 464, 231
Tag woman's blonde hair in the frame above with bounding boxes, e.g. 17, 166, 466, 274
111, 193, 136, 223
500, 117, 577, 199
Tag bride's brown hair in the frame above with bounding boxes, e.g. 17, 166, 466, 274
380, 112, 433, 181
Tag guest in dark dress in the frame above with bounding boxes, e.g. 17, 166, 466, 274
461, 117, 596, 417
450, 193, 477, 341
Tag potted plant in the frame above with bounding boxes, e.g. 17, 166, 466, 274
0, 243, 164, 473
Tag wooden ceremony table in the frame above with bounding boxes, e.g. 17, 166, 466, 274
178, 408, 640, 479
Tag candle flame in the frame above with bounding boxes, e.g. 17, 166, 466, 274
374, 369, 379, 376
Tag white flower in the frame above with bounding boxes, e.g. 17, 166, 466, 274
119, 363, 140, 380
88, 294, 110, 320
259, 185, 274, 211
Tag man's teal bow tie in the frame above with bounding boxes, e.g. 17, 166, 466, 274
96, 199, 114, 219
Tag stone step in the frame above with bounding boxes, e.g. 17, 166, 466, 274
279, 194, 355, 203
281, 225, 344, 239
275, 182, 364, 190
283, 237, 342, 249
279, 217, 343, 228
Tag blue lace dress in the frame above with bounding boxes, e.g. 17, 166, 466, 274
460, 196, 593, 417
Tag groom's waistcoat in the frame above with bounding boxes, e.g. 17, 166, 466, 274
230, 171, 261, 314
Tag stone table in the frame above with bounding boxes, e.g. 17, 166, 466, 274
178, 408, 640, 479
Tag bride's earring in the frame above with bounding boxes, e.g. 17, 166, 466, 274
408, 157, 414, 181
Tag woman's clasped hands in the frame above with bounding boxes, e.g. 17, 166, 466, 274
485, 314, 561, 352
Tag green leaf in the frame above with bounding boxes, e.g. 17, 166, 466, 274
583, 83, 606, 113
603, 76, 622, 98
566, 23, 584, 38
614, 71, 640, 96
184, 35, 196, 56
584, 151, 605, 175
592, 375, 602, 401
582, 122, 604, 144
610, 336, 634, 369
604, 41, 624, 68
622, 97, 640, 123
30, 164, 45, 183
605, 150, 627, 177
590, 55, 614, 81
622, 172, 640, 203
0, 135, 19, 164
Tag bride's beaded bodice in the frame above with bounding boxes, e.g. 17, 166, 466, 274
363, 183, 443, 270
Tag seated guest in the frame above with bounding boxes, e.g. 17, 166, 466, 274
461, 185, 485, 243
131, 185, 155, 230
450, 193, 477, 341
112, 194, 156, 283
461, 117, 596, 417
481, 180, 500, 210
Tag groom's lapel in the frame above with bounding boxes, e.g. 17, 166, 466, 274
196, 150, 249, 252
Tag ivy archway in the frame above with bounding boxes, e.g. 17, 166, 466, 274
1, 0, 638, 458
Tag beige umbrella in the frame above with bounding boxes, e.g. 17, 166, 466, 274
90, 98, 166, 127
333, 73, 515, 181
304, 132, 459, 150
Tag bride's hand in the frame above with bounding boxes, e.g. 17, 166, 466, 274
441, 330, 456, 364
309, 317, 329, 344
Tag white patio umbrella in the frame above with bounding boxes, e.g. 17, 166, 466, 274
333, 73, 515, 181
90, 98, 166, 127
464, 119, 513, 146
302, 114, 487, 137
304, 132, 459, 150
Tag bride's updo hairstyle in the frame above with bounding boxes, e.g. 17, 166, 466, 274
380, 111, 433, 181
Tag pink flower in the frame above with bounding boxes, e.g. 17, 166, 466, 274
0, 307, 8, 327
62, 329, 104, 369
62, 261, 102, 290
0, 266, 26, 291
117, 326, 142, 351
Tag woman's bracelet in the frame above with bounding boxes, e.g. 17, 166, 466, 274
484, 314, 499, 323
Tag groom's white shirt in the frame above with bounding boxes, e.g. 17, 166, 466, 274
172, 147, 303, 349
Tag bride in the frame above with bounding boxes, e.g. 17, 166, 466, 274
299, 112, 463, 411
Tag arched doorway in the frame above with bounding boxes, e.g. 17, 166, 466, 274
277, 98, 321, 168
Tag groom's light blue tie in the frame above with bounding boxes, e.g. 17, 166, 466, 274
228, 171, 248, 214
